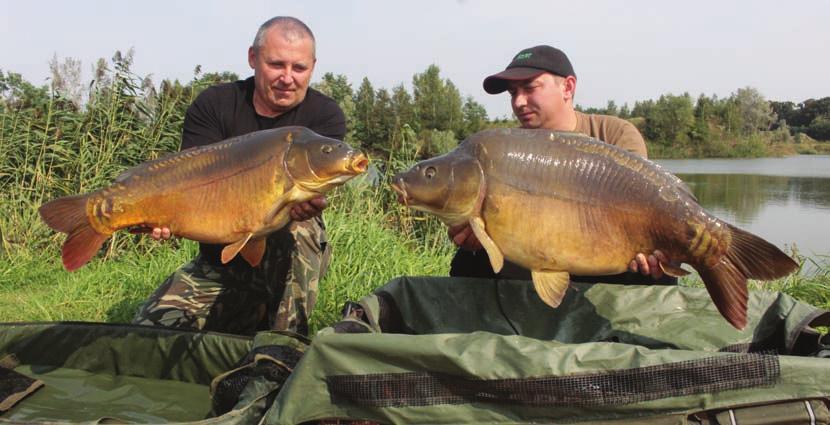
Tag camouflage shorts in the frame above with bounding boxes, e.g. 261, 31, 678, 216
132, 217, 331, 336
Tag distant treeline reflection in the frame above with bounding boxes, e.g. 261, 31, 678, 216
679, 174, 830, 224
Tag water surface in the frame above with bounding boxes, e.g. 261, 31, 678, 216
656, 155, 830, 264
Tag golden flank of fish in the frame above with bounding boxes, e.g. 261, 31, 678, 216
39, 126, 368, 271
391, 128, 798, 329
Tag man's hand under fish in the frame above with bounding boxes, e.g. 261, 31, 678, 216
447, 222, 672, 280
131, 196, 329, 241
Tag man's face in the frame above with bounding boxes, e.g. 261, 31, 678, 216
248, 28, 316, 116
508, 73, 573, 130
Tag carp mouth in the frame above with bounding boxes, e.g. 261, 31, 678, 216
390, 178, 411, 206
349, 153, 369, 174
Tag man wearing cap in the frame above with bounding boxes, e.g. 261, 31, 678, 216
448, 45, 676, 285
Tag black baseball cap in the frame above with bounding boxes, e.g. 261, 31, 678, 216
483, 45, 576, 94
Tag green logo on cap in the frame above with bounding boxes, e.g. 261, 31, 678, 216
515, 52, 532, 60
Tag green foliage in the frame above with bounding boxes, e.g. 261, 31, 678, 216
807, 116, 830, 140
352, 77, 377, 149
412, 65, 459, 133
643, 93, 695, 146
733, 87, 775, 135
460, 96, 488, 140
770, 97, 830, 142
312, 72, 356, 143
314, 65, 487, 161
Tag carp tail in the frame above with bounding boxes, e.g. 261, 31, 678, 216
725, 224, 799, 281
697, 224, 799, 330
39, 194, 109, 271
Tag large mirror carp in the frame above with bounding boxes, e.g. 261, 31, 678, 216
40, 126, 368, 271
392, 128, 798, 329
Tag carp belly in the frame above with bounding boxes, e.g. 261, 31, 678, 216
482, 183, 647, 276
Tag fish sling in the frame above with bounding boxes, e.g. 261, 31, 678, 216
39, 126, 368, 272
391, 128, 798, 329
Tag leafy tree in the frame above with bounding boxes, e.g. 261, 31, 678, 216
630, 99, 654, 118
0, 70, 50, 111
374, 88, 395, 153
801, 98, 830, 123
390, 84, 418, 152
733, 87, 775, 134
807, 116, 830, 140
412, 64, 463, 135
770, 101, 799, 127
192, 69, 239, 88
618, 103, 631, 119
353, 77, 377, 149
605, 100, 618, 117
391, 84, 417, 132
442, 80, 464, 136
312, 73, 355, 142
690, 94, 715, 141
713, 96, 742, 135
412, 65, 443, 130
460, 96, 488, 139
643, 93, 694, 145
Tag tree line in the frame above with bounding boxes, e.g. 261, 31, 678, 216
2, 50, 828, 165
580, 89, 829, 158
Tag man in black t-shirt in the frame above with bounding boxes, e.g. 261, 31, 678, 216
132, 16, 346, 336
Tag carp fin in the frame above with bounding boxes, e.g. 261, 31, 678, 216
39, 194, 89, 234
239, 237, 266, 267
221, 233, 253, 264
469, 217, 503, 273
39, 193, 110, 271
264, 193, 291, 225
265, 187, 311, 226
698, 261, 749, 330
660, 262, 691, 277
62, 224, 109, 271
694, 223, 799, 330
531, 270, 571, 308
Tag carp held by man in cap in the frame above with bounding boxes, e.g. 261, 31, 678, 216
391, 128, 798, 329
40, 126, 368, 271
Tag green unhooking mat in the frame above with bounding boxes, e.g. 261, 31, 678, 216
263, 277, 830, 424
0, 322, 308, 424
1, 278, 829, 424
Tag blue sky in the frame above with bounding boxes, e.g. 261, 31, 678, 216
2, 0, 828, 119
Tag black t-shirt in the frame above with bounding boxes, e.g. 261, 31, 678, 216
181, 77, 346, 266
182, 76, 346, 149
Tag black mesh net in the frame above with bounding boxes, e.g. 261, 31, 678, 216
326, 353, 780, 408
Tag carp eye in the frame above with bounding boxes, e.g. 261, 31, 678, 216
424, 166, 437, 179
321, 145, 333, 154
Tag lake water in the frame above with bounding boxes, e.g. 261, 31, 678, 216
655, 155, 830, 267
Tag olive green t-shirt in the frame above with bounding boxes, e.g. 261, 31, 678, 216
574, 111, 648, 158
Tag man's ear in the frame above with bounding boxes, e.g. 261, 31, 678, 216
562, 75, 577, 101
248, 46, 256, 69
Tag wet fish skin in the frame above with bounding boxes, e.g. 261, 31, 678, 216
392, 128, 798, 329
39, 126, 368, 271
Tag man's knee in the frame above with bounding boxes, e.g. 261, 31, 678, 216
290, 217, 331, 280
131, 263, 221, 330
